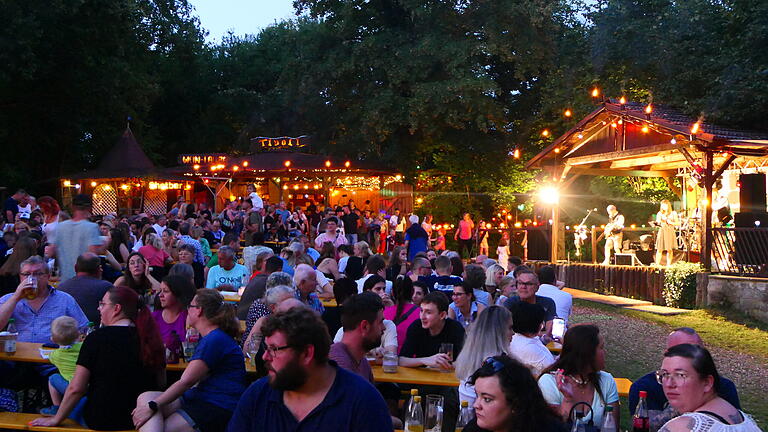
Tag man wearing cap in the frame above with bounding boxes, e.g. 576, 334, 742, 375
54, 194, 102, 282
404, 215, 429, 261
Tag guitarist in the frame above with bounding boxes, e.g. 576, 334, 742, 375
602, 204, 625, 265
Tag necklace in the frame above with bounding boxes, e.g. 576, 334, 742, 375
570, 375, 589, 386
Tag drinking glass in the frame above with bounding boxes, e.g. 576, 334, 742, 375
438, 343, 453, 371
382, 350, 398, 373
425, 394, 444, 432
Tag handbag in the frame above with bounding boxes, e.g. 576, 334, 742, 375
567, 401, 600, 432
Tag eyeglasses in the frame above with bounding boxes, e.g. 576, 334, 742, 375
98, 301, 115, 308
451, 292, 466, 297
517, 282, 538, 287
265, 345, 292, 357
655, 370, 689, 385
482, 356, 506, 373
189, 304, 201, 309
20, 271, 46, 277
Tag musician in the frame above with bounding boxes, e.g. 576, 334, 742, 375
602, 205, 624, 265
655, 199, 679, 266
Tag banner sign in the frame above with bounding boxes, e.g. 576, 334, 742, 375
250, 135, 310, 152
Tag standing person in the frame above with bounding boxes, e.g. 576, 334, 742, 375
602, 205, 625, 265
227, 307, 393, 432
454, 213, 475, 259
656, 344, 760, 432
133, 289, 246, 432
38, 196, 64, 244
54, 194, 102, 282
152, 215, 168, 237
538, 324, 620, 426
433, 227, 446, 253
496, 237, 510, 271
4, 189, 27, 225
243, 199, 263, 246
421, 214, 434, 246
313, 217, 347, 249
655, 199, 679, 267
377, 213, 388, 254
30, 286, 166, 430
454, 305, 512, 406
388, 209, 402, 245
341, 206, 359, 245
245, 184, 263, 212
404, 215, 429, 261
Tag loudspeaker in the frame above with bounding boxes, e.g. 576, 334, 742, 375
739, 173, 767, 213
526, 227, 550, 261
635, 250, 655, 265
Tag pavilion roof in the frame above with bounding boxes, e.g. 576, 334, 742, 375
527, 101, 768, 176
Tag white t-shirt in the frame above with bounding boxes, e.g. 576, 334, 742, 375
333, 319, 398, 350
16, 203, 32, 219
538, 370, 619, 425
205, 263, 250, 289
536, 283, 573, 325
356, 274, 393, 294
509, 333, 555, 378
248, 192, 263, 210
152, 223, 167, 236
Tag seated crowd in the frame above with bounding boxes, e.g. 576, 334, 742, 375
0, 190, 760, 432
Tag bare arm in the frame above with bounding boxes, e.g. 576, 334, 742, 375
399, 353, 452, 369
31, 366, 90, 426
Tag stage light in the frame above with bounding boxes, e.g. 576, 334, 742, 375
539, 186, 560, 205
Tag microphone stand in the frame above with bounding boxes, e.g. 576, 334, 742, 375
574, 209, 597, 259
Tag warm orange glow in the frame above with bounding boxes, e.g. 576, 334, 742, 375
242, 161, 249, 167
641, 125, 649, 133
203, 179, 209, 184
541, 129, 550, 137
282, 185, 288, 190
554, 148, 561, 154
591, 88, 599, 98
611, 122, 618, 128
645, 104, 653, 114
120, 184, 129, 190
284, 160, 291, 168
619, 96, 626, 104
325, 160, 331, 168
564, 109, 572, 117
691, 122, 700, 134
344, 161, 351, 168
514, 222, 522, 228
513, 148, 520, 159
90, 181, 97, 187
232, 165, 239, 171
303, 185, 309, 190
192, 164, 200, 170
293, 185, 299, 190
416, 197, 424, 204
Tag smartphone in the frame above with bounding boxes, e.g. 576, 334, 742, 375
552, 318, 566, 341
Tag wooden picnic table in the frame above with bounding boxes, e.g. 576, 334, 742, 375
371, 365, 459, 387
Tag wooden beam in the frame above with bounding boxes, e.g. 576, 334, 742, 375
566, 143, 681, 166
703, 151, 714, 271
663, 177, 683, 199
648, 161, 693, 171
563, 122, 609, 158
709, 154, 737, 187
610, 153, 686, 169
568, 167, 674, 177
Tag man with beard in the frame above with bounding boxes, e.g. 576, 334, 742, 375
329, 292, 385, 383
227, 307, 392, 432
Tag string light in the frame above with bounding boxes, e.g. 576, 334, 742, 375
619, 96, 626, 105
192, 164, 200, 170
242, 161, 249, 167
541, 129, 550, 137
513, 148, 520, 159
641, 125, 649, 133
591, 87, 600, 98
564, 109, 572, 117
232, 165, 239, 171
691, 122, 700, 134
90, 181, 97, 187
325, 160, 331, 168
284, 160, 291, 168
344, 161, 351, 168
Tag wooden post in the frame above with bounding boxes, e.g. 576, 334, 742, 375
591, 226, 598, 264
703, 150, 714, 271
551, 205, 560, 262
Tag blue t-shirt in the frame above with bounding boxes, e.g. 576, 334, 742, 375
404, 224, 429, 261
227, 364, 392, 432
419, 274, 463, 295
205, 264, 249, 289
628, 371, 740, 414
184, 328, 246, 411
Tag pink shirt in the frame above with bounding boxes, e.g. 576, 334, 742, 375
383, 304, 420, 354
138, 245, 170, 267
151, 309, 188, 349
457, 220, 474, 240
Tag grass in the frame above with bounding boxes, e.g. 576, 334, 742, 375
571, 299, 768, 430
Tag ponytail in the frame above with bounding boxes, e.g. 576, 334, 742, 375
194, 289, 240, 339
109, 286, 166, 370
393, 276, 415, 321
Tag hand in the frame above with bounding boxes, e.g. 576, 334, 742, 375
13, 277, 34, 301
29, 416, 61, 427
555, 369, 576, 401
132, 404, 154, 429
425, 353, 452, 370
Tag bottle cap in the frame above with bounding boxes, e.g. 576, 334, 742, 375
410, 389, 418, 395
639, 391, 647, 397
413, 396, 421, 403
461, 401, 468, 407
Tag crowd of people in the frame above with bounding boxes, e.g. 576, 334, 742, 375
0, 188, 761, 432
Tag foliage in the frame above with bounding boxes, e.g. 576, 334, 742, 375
662, 261, 702, 308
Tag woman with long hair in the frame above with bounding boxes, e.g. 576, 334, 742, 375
133, 289, 246, 432
385, 246, 408, 281
463, 355, 565, 432
316, 242, 342, 280
139, 233, 173, 281
655, 199, 679, 266
539, 324, 620, 426
484, 264, 506, 301
108, 228, 131, 265
657, 344, 760, 431
37, 196, 65, 244
31, 286, 165, 429
383, 276, 419, 354
0, 237, 37, 294
152, 275, 196, 349
115, 252, 162, 297
454, 306, 512, 406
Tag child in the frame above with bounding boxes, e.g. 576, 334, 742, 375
496, 237, 510, 271
42, 316, 82, 416
433, 228, 446, 253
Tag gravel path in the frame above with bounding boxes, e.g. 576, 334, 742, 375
570, 305, 768, 425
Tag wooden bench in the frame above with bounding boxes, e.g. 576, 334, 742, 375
0, 412, 134, 432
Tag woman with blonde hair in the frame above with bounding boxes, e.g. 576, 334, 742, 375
655, 199, 679, 266
484, 264, 506, 300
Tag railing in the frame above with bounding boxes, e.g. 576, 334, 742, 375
712, 228, 768, 277
549, 263, 666, 304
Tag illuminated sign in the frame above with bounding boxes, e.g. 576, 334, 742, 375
148, 182, 183, 190
251, 136, 309, 152
178, 154, 227, 165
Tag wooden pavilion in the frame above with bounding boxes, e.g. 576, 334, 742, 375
61, 127, 193, 215
527, 99, 768, 277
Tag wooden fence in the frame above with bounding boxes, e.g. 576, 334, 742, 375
531, 263, 666, 304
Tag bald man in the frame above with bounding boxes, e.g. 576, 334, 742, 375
628, 327, 741, 431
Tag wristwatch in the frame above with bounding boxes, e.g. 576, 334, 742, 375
148, 401, 159, 413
